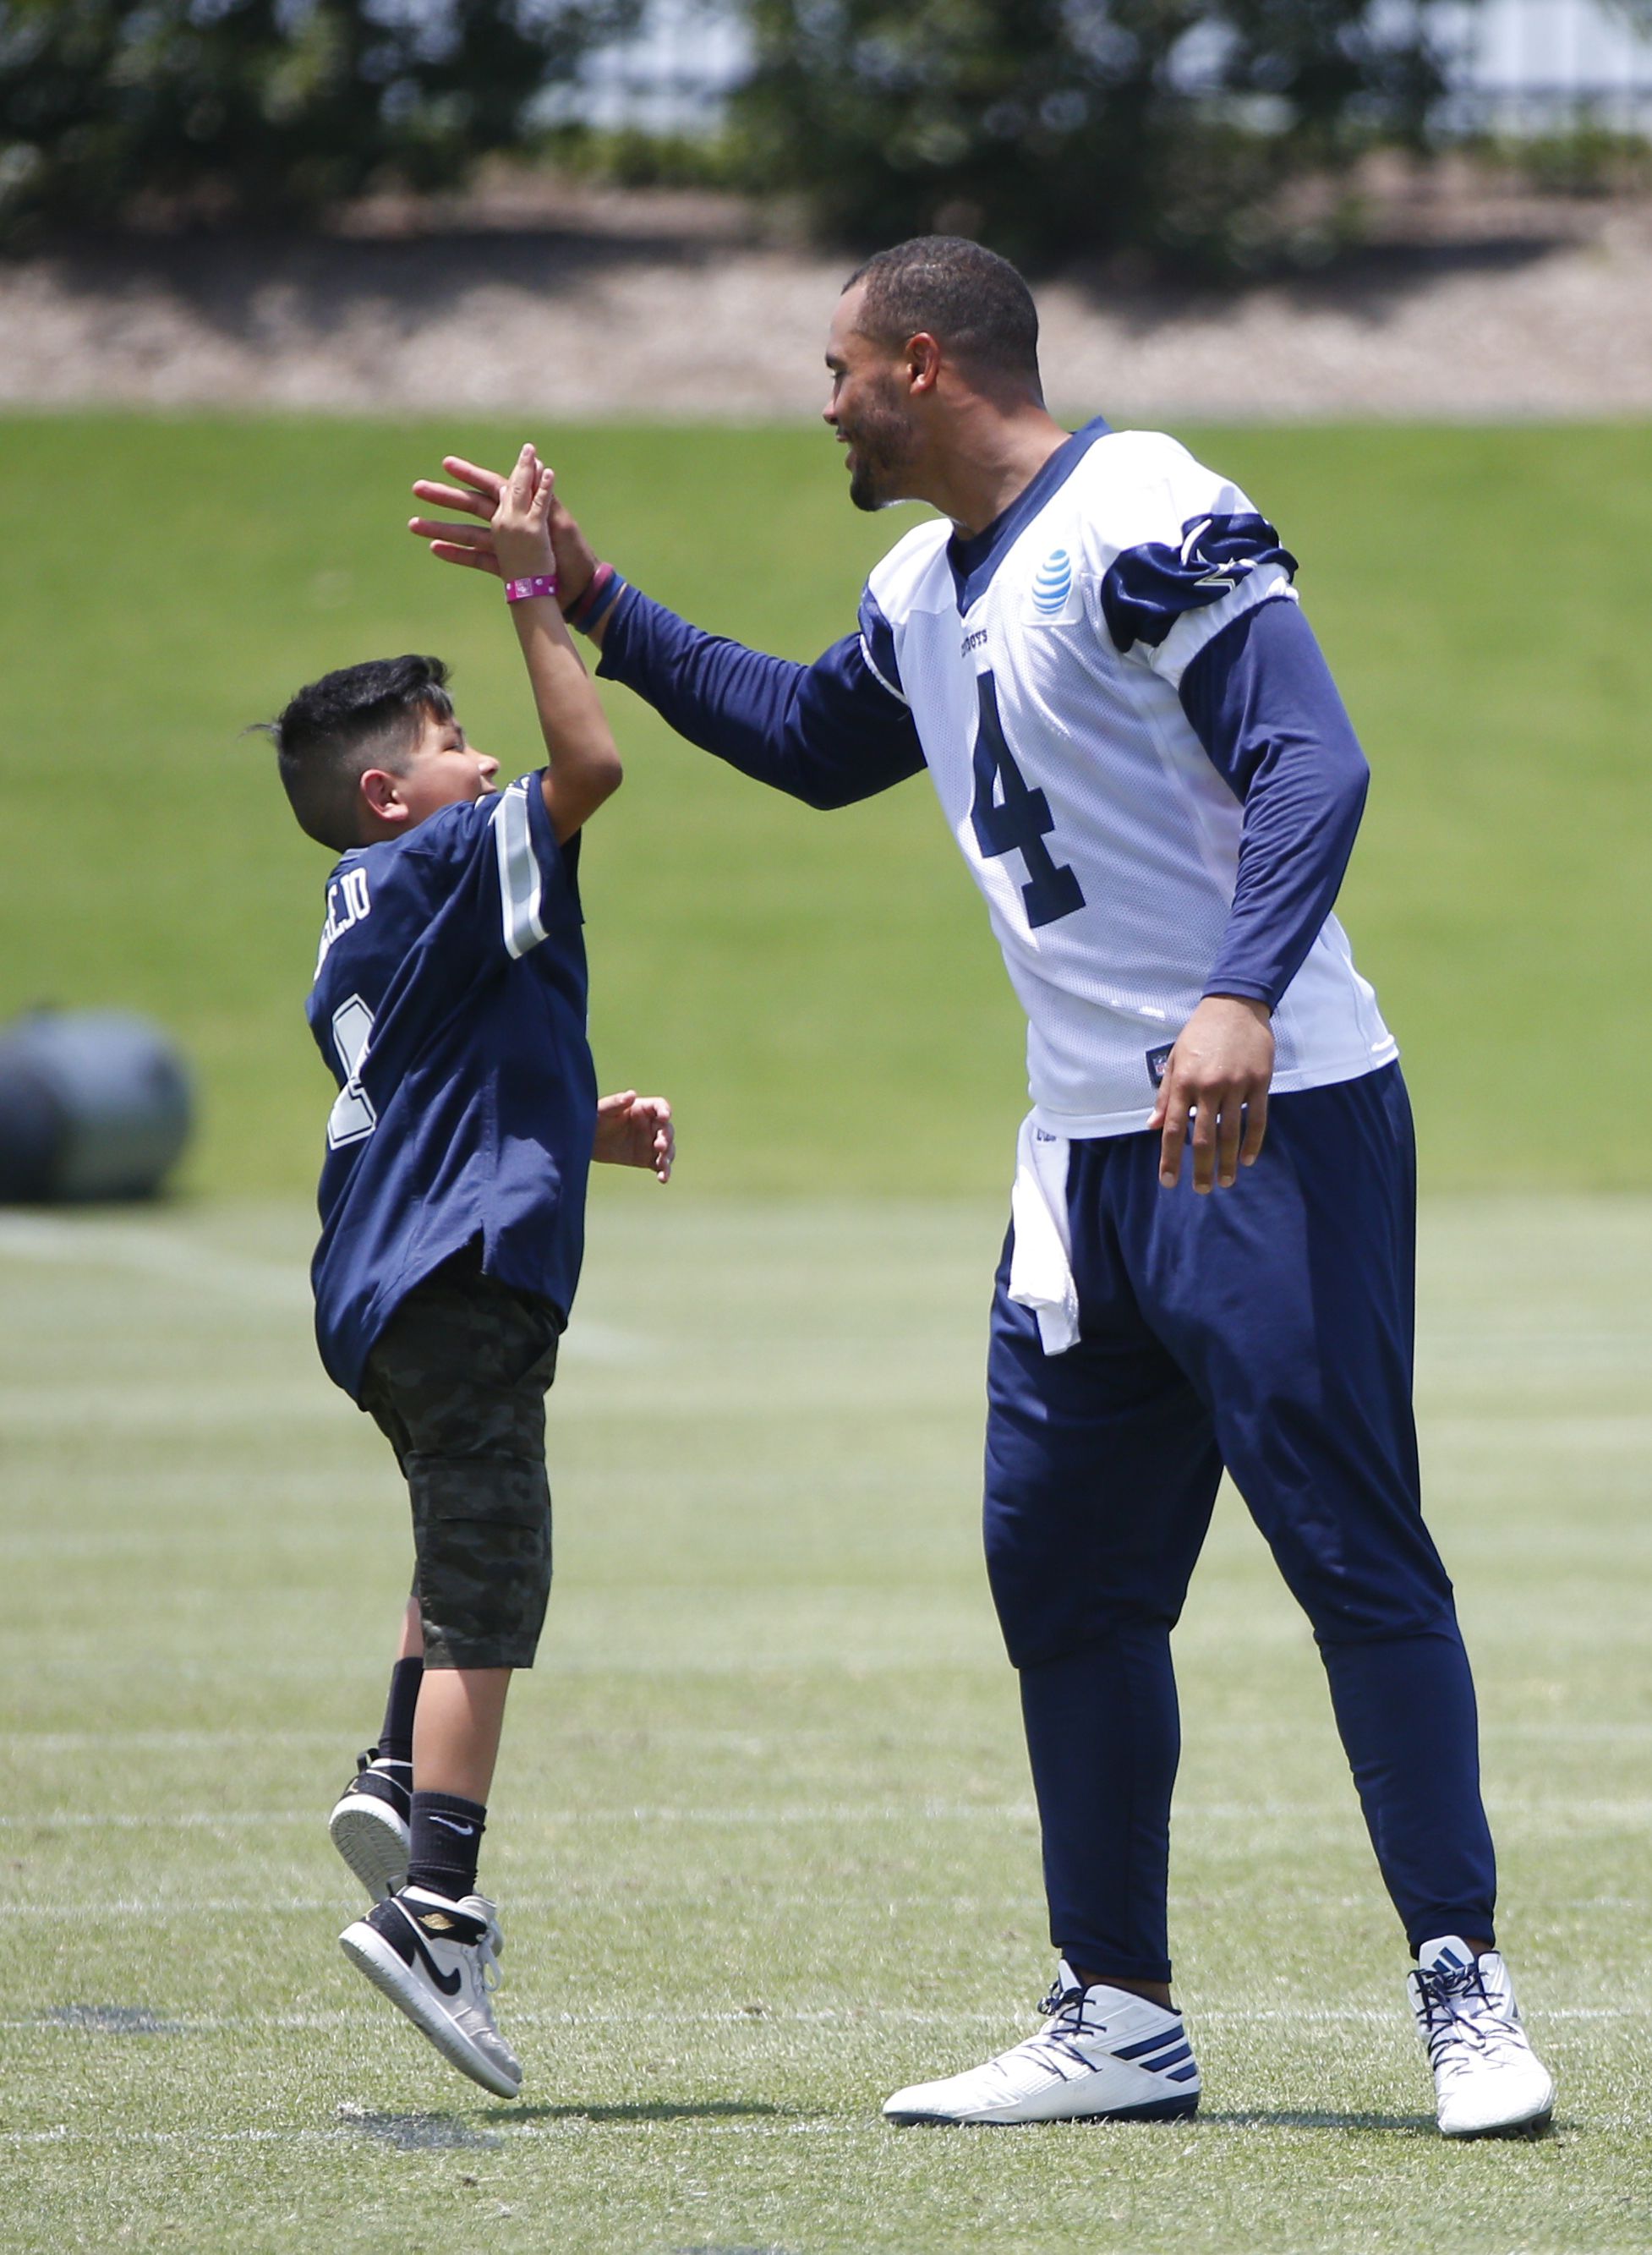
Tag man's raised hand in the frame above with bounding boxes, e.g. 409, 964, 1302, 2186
409, 454, 504, 574
1147, 994, 1274, 1195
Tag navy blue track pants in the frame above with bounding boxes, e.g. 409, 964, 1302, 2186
983, 1065, 1496, 1982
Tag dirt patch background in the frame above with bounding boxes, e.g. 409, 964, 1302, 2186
4, 173, 1651, 419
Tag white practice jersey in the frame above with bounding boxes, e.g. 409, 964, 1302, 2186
856, 423, 1396, 1136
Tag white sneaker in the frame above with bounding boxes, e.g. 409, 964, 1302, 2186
340, 1886, 522, 2099
327, 1749, 411, 1902
883, 1961, 1201, 2125
1409, 1935, 1555, 2138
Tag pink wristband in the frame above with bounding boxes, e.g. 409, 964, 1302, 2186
505, 573, 560, 605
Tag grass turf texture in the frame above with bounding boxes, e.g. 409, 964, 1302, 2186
0, 416, 1648, 1196
3, 1192, 1649, 2254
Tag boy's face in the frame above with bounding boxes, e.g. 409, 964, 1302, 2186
362, 704, 499, 837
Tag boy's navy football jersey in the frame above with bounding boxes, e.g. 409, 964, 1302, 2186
305, 773, 595, 1398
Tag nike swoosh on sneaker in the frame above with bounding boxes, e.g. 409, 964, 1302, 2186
429, 1816, 476, 1836
396, 1910, 464, 1997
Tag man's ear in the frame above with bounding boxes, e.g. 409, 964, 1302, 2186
905, 332, 943, 397
358, 767, 408, 828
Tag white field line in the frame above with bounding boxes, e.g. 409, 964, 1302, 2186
0, 1200, 1637, 1355
3, 2121, 851, 2145
1, 1803, 1027, 1831
4, 1381, 1646, 1415
7, 1898, 344, 1915
9, 1792, 1652, 1831
0, 1213, 308, 1310
1425, 1415, 1652, 1445
5, 2003, 1648, 2038
13, 1719, 1652, 1755
1418, 1332, 1652, 1357
3, 1392, 1644, 1441
0, 1213, 643, 1361
11, 1731, 349, 1751
12, 2114, 1651, 2163
0, 1388, 336, 1432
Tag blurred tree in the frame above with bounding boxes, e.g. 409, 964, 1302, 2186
0, 0, 637, 238
734, 0, 1449, 270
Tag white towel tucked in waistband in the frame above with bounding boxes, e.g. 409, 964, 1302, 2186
1007, 1114, 1079, 1355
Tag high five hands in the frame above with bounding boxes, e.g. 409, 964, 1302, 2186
409, 453, 599, 610
1147, 994, 1275, 1194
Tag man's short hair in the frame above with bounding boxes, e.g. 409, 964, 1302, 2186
844, 237, 1042, 394
258, 654, 454, 852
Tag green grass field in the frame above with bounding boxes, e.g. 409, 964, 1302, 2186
3, 1191, 1649, 2253
1, 417, 1649, 1195
2, 413, 1647, 2245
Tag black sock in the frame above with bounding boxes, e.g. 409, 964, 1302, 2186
377, 1656, 423, 1768
406, 1792, 487, 1901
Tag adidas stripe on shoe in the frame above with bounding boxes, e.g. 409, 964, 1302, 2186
883, 1961, 1201, 2126
1409, 1935, 1555, 2139
328, 1749, 411, 1902
340, 1886, 522, 2099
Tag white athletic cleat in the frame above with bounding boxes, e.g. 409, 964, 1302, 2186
883, 1961, 1201, 2126
328, 1749, 411, 1902
1409, 1935, 1555, 2139
340, 1885, 522, 2099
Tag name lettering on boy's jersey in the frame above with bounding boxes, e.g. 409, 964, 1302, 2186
961, 627, 990, 657
315, 864, 373, 977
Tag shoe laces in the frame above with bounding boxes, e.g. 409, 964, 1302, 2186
1037, 1974, 1086, 2024
1029, 1976, 1107, 2072
470, 1908, 504, 1996
1415, 1960, 1522, 2069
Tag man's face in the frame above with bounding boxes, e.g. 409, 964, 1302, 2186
823, 283, 922, 513
380, 705, 500, 829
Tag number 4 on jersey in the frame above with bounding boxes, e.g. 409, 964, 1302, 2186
970, 671, 1086, 930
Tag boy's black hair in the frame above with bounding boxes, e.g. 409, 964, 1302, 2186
844, 237, 1042, 398
258, 655, 455, 852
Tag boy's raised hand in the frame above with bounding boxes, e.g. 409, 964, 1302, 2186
410, 452, 601, 608
490, 443, 558, 584
594, 1092, 674, 1184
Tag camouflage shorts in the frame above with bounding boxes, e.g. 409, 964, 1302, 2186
358, 1245, 560, 1671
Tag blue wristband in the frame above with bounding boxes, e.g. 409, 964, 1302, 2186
565, 564, 627, 636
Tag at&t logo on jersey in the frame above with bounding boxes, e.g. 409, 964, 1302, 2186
1029, 548, 1074, 620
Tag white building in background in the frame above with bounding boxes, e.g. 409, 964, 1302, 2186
1436, 0, 1652, 129
560, 0, 1652, 137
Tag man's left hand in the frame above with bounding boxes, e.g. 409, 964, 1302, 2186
594, 1091, 675, 1183
1148, 996, 1274, 1194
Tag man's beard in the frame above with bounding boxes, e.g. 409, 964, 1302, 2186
841, 383, 917, 512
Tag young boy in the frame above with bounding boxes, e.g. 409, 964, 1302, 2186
263, 445, 671, 2100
